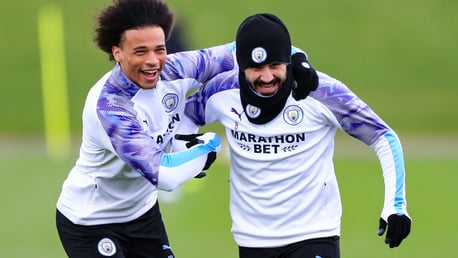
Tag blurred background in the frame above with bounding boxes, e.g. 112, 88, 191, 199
0, 0, 457, 257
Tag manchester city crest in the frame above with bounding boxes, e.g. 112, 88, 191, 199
162, 93, 179, 113
283, 105, 303, 125
246, 104, 261, 119
251, 47, 267, 64
97, 237, 117, 256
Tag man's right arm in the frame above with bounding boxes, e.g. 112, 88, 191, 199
162, 42, 236, 82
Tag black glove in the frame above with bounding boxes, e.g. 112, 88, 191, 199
377, 214, 411, 248
174, 133, 218, 178
291, 52, 319, 100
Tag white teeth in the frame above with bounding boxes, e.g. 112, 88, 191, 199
143, 70, 157, 74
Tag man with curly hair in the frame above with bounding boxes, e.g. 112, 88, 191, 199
55, 0, 235, 257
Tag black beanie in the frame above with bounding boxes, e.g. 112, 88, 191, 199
236, 13, 291, 69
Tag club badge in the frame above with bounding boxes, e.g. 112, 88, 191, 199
251, 47, 267, 64
162, 93, 179, 113
245, 104, 261, 119
97, 237, 117, 257
283, 105, 303, 125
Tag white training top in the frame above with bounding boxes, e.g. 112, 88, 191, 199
56, 43, 235, 226
185, 66, 409, 248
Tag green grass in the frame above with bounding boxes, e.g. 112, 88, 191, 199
0, 138, 456, 258
0, 154, 69, 257
1, 0, 457, 257
337, 158, 458, 257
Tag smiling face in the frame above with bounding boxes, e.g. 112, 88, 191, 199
112, 26, 166, 89
243, 62, 288, 96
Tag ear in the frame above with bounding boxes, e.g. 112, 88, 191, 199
112, 46, 121, 62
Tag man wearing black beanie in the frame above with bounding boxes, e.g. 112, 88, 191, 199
184, 13, 411, 258
236, 13, 318, 124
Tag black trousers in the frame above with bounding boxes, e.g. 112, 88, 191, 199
56, 202, 174, 258
239, 236, 340, 258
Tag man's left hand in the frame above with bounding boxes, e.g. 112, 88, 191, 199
175, 133, 218, 178
291, 52, 319, 100
377, 214, 411, 248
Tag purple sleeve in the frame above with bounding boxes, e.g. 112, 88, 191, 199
310, 73, 391, 146
184, 69, 239, 126
96, 82, 162, 185
161, 43, 235, 82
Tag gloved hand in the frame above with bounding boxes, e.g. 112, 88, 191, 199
377, 214, 411, 248
175, 133, 219, 178
291, 52, 319, 100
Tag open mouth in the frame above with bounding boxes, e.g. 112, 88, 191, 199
259, 84, 275, 89
141, 69, 159, 80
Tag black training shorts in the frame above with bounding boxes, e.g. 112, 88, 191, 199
239, 236, 340, 258
56, 202, 174, 258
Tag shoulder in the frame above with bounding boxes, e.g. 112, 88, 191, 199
84, 71, 112, 107
88, 71, 112, 94
157, 77, 199, 91
308, 71, 358, 105
198, 69, 239, 101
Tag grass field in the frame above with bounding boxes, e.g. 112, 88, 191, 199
0, 135, 456, 257
1, 0, 457, 257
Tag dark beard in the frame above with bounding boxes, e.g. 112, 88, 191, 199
238, 65, 294, 124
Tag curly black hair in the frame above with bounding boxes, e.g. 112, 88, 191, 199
94, 0, 175, 60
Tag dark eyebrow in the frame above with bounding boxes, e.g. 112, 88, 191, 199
132, 46, 148, 52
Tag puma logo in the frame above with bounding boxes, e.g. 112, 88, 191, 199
230, 107, 243, 121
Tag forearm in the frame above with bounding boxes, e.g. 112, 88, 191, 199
372, 131, 409, 220
158, 133, 221, 191
157, 153, 207, 191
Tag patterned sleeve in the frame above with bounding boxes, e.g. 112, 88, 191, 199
309, 72, 390, 145
96, 81, 163, 186
311, 71, 409, 219
161, 42, 236, 82
185, 69, 239, 126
